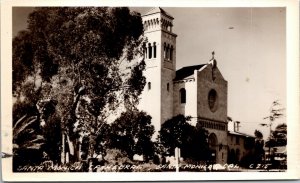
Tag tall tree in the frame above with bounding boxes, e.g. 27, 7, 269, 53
261, 100, 285, 164
158, 115, 209, 162
13, 7, 146, 163
262, 100, 285, 148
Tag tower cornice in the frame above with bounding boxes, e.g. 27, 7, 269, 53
144, 29, 177, 37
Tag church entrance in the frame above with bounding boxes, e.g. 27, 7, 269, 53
208, 133, 218, 164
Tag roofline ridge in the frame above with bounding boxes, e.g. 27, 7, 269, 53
228, 130, 255, 138
179, 64, 206, 69
142, 7, 174, 19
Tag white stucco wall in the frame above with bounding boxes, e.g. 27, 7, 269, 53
138, 11, 176, 137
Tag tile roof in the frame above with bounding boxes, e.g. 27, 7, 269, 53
174, 64, 206, 81
142, 7, 174, 19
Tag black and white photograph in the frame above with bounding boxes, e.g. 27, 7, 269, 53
1, 0, 299, 181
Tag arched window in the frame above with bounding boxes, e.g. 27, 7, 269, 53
166, 44, 170, 60
208, 89, 218, 112
153, 42, 156, 58
143, 43, 147, 58
148, 82, 151, 90
180, 88, 186, 103
170, 46, 173, 61
148, 43, 152, 59
228, 149, 236, 164
208, 133, 218, 149
163, 43, 166, 59
167, 83, 169, 92
145, 48, 147, 58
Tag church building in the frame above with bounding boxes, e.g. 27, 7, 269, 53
138, 7, 229, 164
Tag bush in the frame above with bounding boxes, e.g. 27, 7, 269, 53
104, 148, 133, 165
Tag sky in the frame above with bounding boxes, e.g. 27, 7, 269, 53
12, 7, 286, 139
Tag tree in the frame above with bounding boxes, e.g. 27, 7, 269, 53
185, 123, 210, 162
254, 129, 263, 139
12, 98, 61, 169
13, 7, 146, 164
159, 115, 193, 155
109, 109, 155, 161
263, 100, 284, 122
13, 115, 45, 167
42, 113, 62, 163
269, 123, 287, 147
12, 30, 35, 98
158, 115, 209, 162
261, 100, 285, 163
254, 130, 265, 163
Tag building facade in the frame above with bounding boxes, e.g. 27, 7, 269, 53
138, 7, 177, 136
139, 8, 228, 164
227, 125, 255, 164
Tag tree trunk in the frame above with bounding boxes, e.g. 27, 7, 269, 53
61, 133, 65, 164
62, 85, 85, 163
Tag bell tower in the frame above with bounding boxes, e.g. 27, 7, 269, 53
139, 7, 177, 136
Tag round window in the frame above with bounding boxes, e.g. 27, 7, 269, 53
208, 89, 218, 112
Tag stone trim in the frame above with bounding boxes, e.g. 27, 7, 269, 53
197, 117, 227, 131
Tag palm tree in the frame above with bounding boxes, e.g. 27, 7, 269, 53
13, 114, 46, 170
13, 115, 45, 155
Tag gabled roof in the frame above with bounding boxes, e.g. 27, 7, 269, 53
174, 64, 206, 81
142, 7, 174, 19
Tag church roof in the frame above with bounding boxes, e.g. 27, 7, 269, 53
142, 7, 174, 19
174, 64, 206, 81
